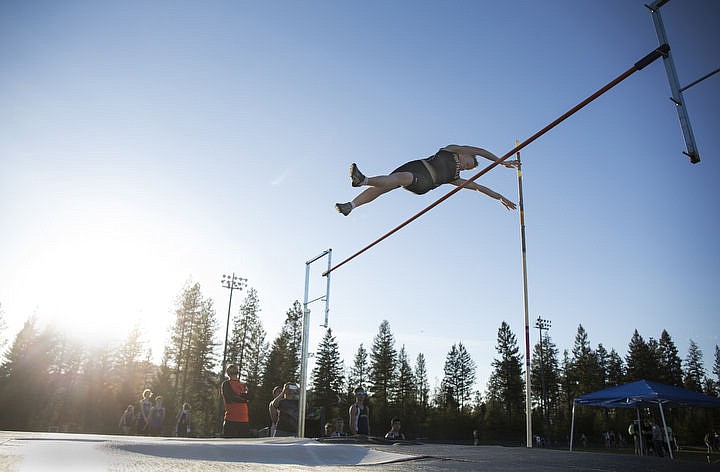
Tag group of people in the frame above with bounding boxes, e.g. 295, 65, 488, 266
119, 389, 192, 437
121, 365, 406, 439
627, 419, 676, 458
219, 365, 405, 440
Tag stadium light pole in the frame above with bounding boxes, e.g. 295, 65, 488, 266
221, 273, 248, 372
535, 316, 551, 436
217, 272, 247, 435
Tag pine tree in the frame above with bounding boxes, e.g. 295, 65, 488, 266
657, 330, 683, 386
625, 330, 659, 382
394, 345, 417, 415
442, 342, 476, 411
113, 323, 150, 410
414, 353, 429, 411
568, 325, 604, 395
311, 328, 345, 420
606, 348, 625, 386
683, 340, 705, 392
228, 288, 267, 386
596, 343, 609, 385
161, 282, 218, 435
559, 349, 573, 414
441, 344, 460, 409
369, 320, 397, 407
347, 344, 368, 393
713, 345, 720, 386
262, 301, 303, 390
0, 302, 7, 354
0, 316, 60, 430
486, 321, 525, 425
530, 332, 561, 422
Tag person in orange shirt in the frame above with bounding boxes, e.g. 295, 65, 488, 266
221, 364, 250, 438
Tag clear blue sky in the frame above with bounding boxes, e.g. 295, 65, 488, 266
1, 0, 718, 392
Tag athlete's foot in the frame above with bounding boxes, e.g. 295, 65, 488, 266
335, 202, 353, 216
350, 163, 366, 187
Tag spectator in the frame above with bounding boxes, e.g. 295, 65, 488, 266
323, 422, 334, 437
268, 385, 282, 437
628, 420, 640, 455
221, 364, 250, 438
119, 405, 135, 435
384, 417, 405, 441
148, 396, 165, 436
137, 389, 153, 435
175, 403, 192, 437
642, 421, 653, 455
349, 387, 370, 436
270, 383, 300, 437
334, 417, 346, 437
705, 432, 714, 454
651, 421, 664, 457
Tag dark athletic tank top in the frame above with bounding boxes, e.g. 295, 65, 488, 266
356, 404, 369, 435
277, 398, 299, 433
425, 150, 460, 184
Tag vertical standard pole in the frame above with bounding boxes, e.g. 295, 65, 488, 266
647, 1, 700, 163
299, 249, 332, 437
323, 249, 332, 328
299, 262, 312, 438
517, 142, 532, 448
569, 403, 576, 451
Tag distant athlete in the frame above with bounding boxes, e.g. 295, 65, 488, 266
335, 145, 517, 216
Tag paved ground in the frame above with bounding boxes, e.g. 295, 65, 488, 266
1, 431, 718, 471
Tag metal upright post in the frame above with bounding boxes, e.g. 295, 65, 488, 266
323, 249, 332, 328
516, 142, 532, 448
646, 0, 700, 163
299, 249, 332, 438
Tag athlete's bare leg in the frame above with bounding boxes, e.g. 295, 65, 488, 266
336, 171, 413, 216
352, 172, 412, 207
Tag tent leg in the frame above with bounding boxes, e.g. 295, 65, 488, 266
658, 402, 673, 459
569, 403, 575, 452
636, 408, 644, 456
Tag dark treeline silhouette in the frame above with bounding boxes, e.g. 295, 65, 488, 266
0, 291, 719, 448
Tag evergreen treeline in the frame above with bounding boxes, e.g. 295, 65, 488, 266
0, 290, 719, 447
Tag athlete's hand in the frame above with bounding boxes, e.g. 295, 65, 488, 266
500, 197, 517, 210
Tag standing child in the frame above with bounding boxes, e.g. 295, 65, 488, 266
137, 389, 153, 435
119, 405, 135, 435
175, 403, 192, 437
149, 396, 165, 436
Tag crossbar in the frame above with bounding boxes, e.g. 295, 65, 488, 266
323, 44, 669, 277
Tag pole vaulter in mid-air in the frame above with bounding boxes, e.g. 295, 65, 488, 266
335, 145, 518, 216
324, 44, 671, 277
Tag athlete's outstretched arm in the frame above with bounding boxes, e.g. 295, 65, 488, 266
442, 145, 517, 168
451, 178, 517, 210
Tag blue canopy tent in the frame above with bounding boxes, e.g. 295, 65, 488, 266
570, 380, 720, 458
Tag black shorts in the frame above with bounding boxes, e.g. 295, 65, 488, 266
391, 160, 436, 195
223, 420, 250, 438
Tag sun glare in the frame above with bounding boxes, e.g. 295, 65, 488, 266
16, 205, 185, 350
